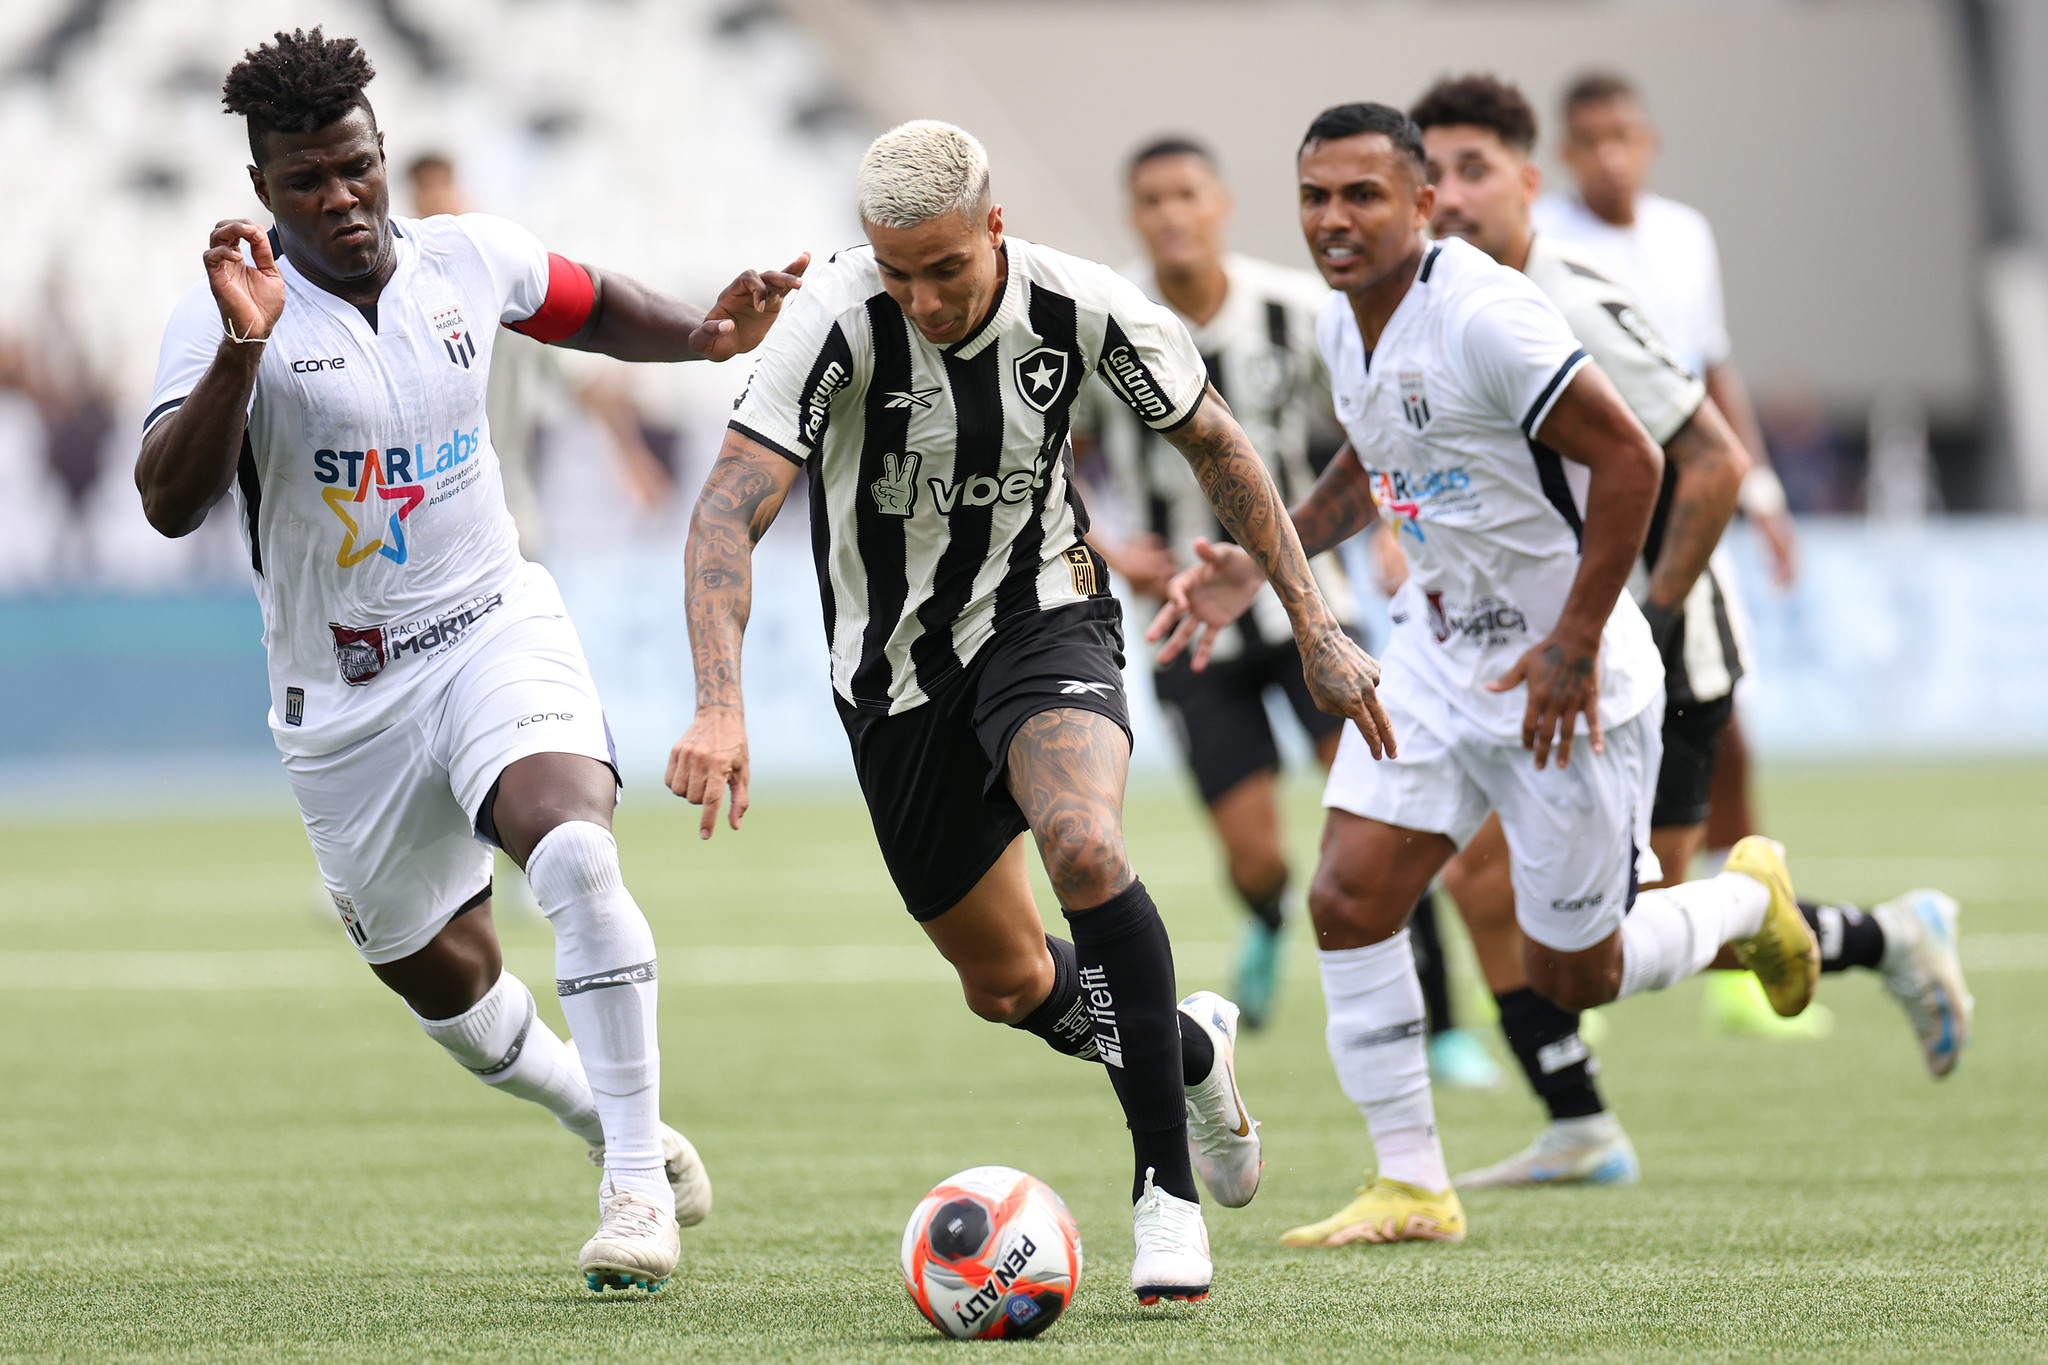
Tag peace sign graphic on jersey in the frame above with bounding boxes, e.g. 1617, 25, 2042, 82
870, 451, 921, 517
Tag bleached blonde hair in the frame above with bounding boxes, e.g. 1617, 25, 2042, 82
855, 119, 991, 229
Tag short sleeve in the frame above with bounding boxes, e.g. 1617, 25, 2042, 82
450, 213, 552, 323
1560, 292, 1705, 446
1094, 274, 1208, 432
1460, 289, 1590, 437
728, 276, 858, 464
145, 280, 243, 436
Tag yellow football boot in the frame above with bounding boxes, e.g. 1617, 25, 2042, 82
1724, 836, 1820, 1018
1279, 1176, 1466, 1248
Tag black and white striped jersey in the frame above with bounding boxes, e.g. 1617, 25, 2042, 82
730, 237, 1209, 714
1075, 253, 1354, 659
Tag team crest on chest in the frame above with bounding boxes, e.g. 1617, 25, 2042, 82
1012, 346, 1070, 414
1398, 370, 1432, 431
431, 303, 477, 369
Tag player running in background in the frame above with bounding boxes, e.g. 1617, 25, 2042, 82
137, 29, 802, 1293
666, 120, 1388, 1303
1406, 74, 1973, 1189
1075, 137, 1490, 1065
1150, 103, 1819, 1249
1535, 73, 1974, 1060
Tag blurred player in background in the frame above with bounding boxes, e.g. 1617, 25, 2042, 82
1152, 102, 1822, 1249
136, 29, 802, 1293
1077, 136, 1497, 1084
668, 119, 1389, 1304
1536, 71, 1971, 1051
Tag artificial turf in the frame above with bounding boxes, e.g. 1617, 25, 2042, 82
1, 764, 2043, 1362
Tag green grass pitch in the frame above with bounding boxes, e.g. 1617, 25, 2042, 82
1, 763, 2044, 1362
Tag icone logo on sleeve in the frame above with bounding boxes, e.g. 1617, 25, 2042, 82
312, 428, 479, 568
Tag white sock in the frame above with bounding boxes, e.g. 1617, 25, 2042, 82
414, 971, 605, 1146
528, 820, 669, 1213
1318, 932, 1449, 1193
1617, 872, 1770, 998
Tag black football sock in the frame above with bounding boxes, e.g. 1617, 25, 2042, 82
1496, 987, 1605, 1121
1177, 1011, 1214, 1086
1800, 900, 1886, 972
1065, 880, 1199, 1205
1240, 883, 1287, 933
1010, 936, 1101, 1060
1410, 890, 1456, 1035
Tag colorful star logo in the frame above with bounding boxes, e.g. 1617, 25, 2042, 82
324, 452, 424, 568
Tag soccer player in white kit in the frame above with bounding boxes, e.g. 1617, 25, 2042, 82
135, 30, 803, 1293
1149, 103, 1820, 1248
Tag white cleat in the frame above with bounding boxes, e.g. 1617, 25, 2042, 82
1870, 890, 1973, 1078
579, 1185, 680, 1293
1130, 1168, 1212, 1304
1454, 1112, 1641, 1189
1179, 990, 1262, 1208
587, 1124, 714, 1227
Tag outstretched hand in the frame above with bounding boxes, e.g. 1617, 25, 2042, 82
1488, 629, 1603, 770
1301, 628, 1397, 761
691, 253, 810, 361
205, 219, 285, 342
1145, 538, 1265, 670
665, 705, 752, 839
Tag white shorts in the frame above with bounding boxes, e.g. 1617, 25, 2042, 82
284, 608, 616, 965
1323, 690, 1662, 952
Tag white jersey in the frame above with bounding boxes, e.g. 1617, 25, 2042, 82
1531, 192, 1730, 376
730, 236, 1209, 715
1522, 233, 1746, 704
1077, 253, 1354, 659
1320, 235, 1662, 739
146, 214, 575, 756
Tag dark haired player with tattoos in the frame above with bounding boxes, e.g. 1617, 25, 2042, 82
136, 29, 802, 1294
1150, 102, 1819, 1250
666, 119, 1388, 1304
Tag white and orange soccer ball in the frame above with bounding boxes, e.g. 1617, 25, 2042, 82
900, 1166, 1084, 1340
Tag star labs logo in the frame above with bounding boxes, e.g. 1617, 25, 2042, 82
1012, 346, 1070, 414
323, 453, 425, 568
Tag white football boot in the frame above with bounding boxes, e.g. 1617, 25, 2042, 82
579, 1183, 680, 1293
1870, 890, 1973, 1078
587, 1124, 713, 1227
1130, 1168, 1212, 1304
1178, 991, 1262, 1208
1454, 1111, 1640, 1189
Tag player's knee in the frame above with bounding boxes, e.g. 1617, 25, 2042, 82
1037, 824, 1130, 909
1524, 950, 1620, 1012
957, 954, 1053, 1025
1306, 864, 1373, 943
1225, 848, 1288, 903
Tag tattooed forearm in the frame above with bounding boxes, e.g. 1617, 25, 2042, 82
1165, 389, 1337, 639
1291, 444, 1378, 559
1643, 401, 1747, 611
1004, 708, 1135, 909
685, 431, 800, 712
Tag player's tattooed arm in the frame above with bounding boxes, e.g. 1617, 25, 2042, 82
138, 219, 284, 538
1291, 442, 1380, 559
667, 428, 801, 837
1491, 363, 1663, 770
1005, 709, 1137, 910
1162, 390, 1396, 758
1640, 397, 1749, 652
561, 255, 809, 363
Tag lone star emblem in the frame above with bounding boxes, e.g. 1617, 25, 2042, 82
1011, 345, 1070, 414
323, 453, 425, 568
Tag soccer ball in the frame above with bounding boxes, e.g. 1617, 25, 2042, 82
900, 1165, 1084, 1339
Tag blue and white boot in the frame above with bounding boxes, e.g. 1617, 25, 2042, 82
1871, 889, 1973, 1077
1453, 1112, 1640, 1189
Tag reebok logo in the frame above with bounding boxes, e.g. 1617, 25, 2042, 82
1058, 680, 1113, 696
1078, 965, 1124, 1067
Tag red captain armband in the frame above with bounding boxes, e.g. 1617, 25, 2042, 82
506, 253, 596, 343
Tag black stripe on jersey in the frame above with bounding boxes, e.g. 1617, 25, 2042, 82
235, 430, 264, 576
994, 284, 1082, 622
806, 462, 835, 659
1707, 570, 1744, 688
1100, 316, 1199, 432
1525, 438, 1584, 549
849, 296, 918, 707
1264, 299, 1289, 349
792, 320, 857, 459
142, 396, 185, 434
1521, 349, 1589, 436
908, 342, 1006, 690
1417, 245, 1443, 282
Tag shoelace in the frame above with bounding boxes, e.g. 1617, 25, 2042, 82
1133, 1171, 1205, 1251
595, 1190, 666, 1239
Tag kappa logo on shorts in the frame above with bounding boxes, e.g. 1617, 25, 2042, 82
1058, 680, 1114, 697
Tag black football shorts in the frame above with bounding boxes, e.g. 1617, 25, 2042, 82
1152, 634, 1345, 806
836, 597, 1132, 921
